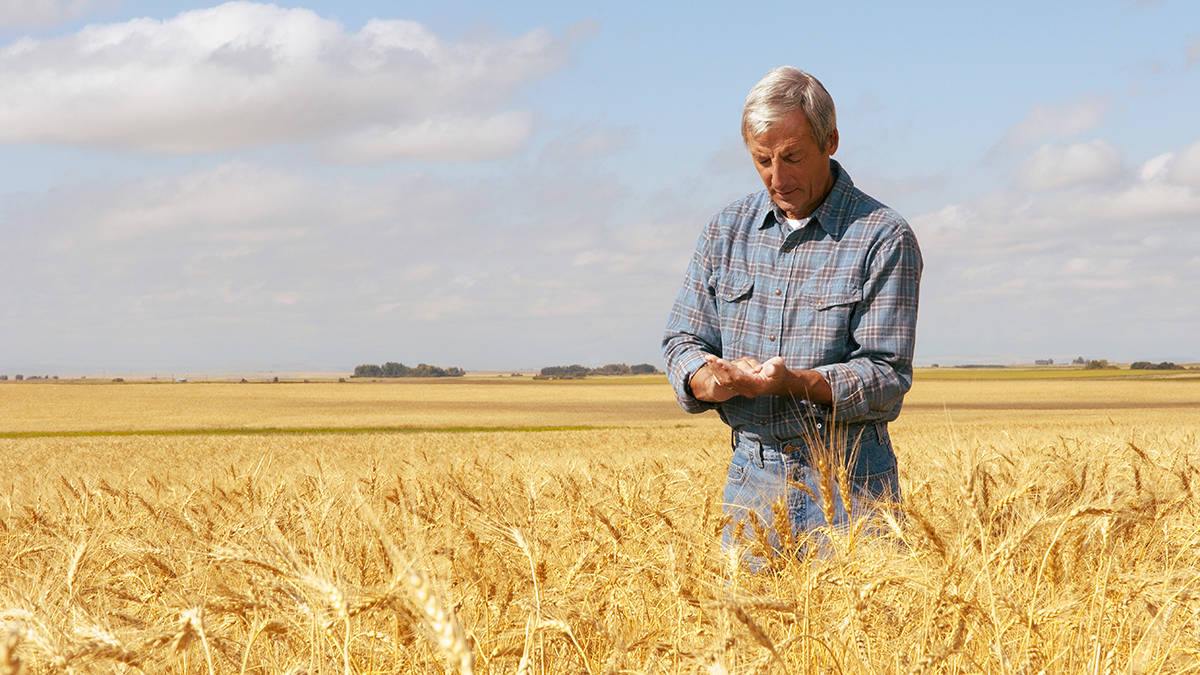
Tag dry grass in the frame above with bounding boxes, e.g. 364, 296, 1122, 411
1, 378, 1198, 673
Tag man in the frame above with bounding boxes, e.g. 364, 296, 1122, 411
662, 66, 922, 555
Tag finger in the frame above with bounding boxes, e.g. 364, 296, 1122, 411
760, 358, 787, 379
733, 361, 757, 374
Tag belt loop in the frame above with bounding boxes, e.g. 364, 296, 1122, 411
875, 422, 888, 444
752, 439, 765, 468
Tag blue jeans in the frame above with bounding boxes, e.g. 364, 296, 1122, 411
721, 422, 901, 561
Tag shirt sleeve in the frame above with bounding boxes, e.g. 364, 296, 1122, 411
662, 224, 721, 414
812, 225, 922, 420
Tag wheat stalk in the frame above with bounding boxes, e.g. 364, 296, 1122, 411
172, 607, 215, 675
405, 567, 475, 675
0, 625, 19, 675
726, 601, 785, 671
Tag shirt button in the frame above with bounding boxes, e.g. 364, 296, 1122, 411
769, 335, 776, 342
775, 289, 781, 296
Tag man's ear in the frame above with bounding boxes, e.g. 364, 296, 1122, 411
826, 128, 840, 156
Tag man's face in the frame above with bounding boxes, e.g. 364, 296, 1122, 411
747, 110, 839, 220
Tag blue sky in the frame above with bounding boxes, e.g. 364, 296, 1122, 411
2, 0, 1198, 374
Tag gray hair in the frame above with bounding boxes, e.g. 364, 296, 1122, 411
741, 66, 837, 151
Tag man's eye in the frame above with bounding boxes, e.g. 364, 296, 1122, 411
755, 157, 771, 166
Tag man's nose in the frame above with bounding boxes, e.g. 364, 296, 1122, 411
770, 165, 789, 188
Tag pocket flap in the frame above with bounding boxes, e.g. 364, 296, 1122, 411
807, 285, 862, 310
712, 272, 754, 302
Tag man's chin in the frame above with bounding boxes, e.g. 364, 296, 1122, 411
771, 193, 804, 215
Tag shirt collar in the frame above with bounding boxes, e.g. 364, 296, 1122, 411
757, 159, 852, 237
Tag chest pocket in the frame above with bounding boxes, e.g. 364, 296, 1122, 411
711, 272, 754, 349
801, 283, 863, 356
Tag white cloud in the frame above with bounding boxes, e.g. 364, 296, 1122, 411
323, 111, 536, 164
1140, 152, 1174, 181
0, 2, 576, 159
1047, 144, 1200, 220
88, 160, 316, 240
0, 154, 708, 370
1014, 140, 1123, 191
911, 141, 1200, 361
0, 0, 114, 28
996, 94, 1109, 150
1066, 180, 1200, 221
1166, 139, 1200, 186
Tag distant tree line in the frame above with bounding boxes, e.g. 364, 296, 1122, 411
1130, 361, 1185, 370
0, 375, 58, 381
535, 363, 660, 380
353, 362, 465, 378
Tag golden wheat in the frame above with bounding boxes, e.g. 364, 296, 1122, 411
0, 376, 1197, 673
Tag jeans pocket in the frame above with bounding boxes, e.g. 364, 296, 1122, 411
726, 459, 749, 487
849, 431, 900, 502
855, 466, 900, 502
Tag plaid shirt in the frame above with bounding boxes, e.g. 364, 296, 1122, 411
662, 160, 922, 443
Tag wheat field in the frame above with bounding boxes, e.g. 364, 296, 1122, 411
1, 373, 1198, 674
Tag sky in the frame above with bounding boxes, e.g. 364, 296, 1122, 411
2, 0, 1198, 375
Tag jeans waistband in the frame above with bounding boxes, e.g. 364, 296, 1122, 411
732, 421, 888, 454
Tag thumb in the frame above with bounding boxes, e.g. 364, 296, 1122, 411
760, 357, 786, 376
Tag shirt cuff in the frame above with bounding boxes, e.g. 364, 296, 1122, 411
812, 363, 868, 419
673, 351, 717, 414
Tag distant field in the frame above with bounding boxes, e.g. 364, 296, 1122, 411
1, 375, 1198, 673
915, 365, 1200, 380
903, 375, 1200, 430
0, 376, 683, 434
4, 371, 1198, 435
